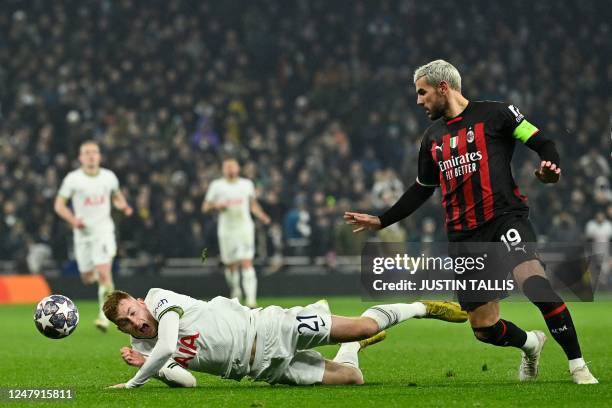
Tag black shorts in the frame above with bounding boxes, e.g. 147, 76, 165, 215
449, 213, 540, 311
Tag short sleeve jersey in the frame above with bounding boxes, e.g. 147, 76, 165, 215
204, 178, 255, 233
57, 168, 120, 239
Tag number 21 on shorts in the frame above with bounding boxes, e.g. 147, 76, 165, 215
296, 314, 324, 334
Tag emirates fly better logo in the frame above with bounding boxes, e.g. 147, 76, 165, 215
438, 150, 483, 180
434, 125, 484, 181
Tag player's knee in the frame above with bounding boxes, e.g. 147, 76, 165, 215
343, 367, 364, 385
323, 363, 364, 385
357, 318, 379, 339
468, 308, 499, 328
97, 267, 109, 277
159, 366, 197, 388
81, 272, 96, 284
472, 321, 504, 345
179, 376, 197, 388
469, 315, 496, 329
166, 375, 197, 388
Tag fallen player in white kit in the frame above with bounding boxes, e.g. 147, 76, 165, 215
103, 289, 467, 388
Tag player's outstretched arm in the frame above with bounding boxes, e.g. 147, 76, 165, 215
111, 312, 180, 389
345, 181, 435, 233
118, 347, 196, 388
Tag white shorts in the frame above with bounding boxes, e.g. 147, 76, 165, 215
74, 234, 116, 273
250, 300, 332, 385
218, 229, 255, 264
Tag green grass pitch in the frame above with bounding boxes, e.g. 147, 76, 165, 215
1, 297, 610, 407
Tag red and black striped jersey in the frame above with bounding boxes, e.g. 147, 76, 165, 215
417, 101, 540, 240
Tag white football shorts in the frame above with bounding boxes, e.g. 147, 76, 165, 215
249, 300, 332, 385
74, 233, 116, 273
218, 227, 255, 264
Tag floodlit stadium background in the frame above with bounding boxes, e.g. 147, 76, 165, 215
0, 0, 609, 298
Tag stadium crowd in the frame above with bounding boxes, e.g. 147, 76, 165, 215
0, 0, 609, 280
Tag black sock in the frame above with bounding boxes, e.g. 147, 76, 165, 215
523, 276, 582, 360
473, 319, 528, 348
540, 303, 582, 360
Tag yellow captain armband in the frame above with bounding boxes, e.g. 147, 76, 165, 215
513, 119, 539, 143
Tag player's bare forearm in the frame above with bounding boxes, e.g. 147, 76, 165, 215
54, 203, 75, 223
111, 194, 127, 210
202, 201, 211, 213
202, 201, 221, 213
54, 196, 83, 228
112, 192, 133, 215
251, 199, 271, 224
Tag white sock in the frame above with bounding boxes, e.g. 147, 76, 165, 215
569, 357, 586, 372
361, 303, 426, 331
521, 331, 539, 354
333, 342, 361, 369
98, 283, 113, 321
224, 268, 242, 299
412, 302, 427, 317
242, 266, 258, 306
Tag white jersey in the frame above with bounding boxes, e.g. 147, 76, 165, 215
585, 219, 612, 258
131, 289, 255, 381
585, 220, 612, 244
57, 168, 119, 240
204, 178, 255, 233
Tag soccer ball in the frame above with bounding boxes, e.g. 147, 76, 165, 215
34, 295, 79, 339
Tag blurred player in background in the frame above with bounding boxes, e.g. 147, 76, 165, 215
103, 288, 467, 388
54, 140, 132, 332
345, 60, 597, 384
203, 157, 270, 308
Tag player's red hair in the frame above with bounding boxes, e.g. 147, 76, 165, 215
102, 290, 132, 323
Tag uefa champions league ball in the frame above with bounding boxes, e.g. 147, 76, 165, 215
34, 295, 79, 339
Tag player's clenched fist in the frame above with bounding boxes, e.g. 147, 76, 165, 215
120, 347, 145, 367
71, 218, 85, 229
534, 160, 561, 184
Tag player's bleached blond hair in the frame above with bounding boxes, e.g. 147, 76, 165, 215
413, 59, 462, 91
102, 290, 133, 323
